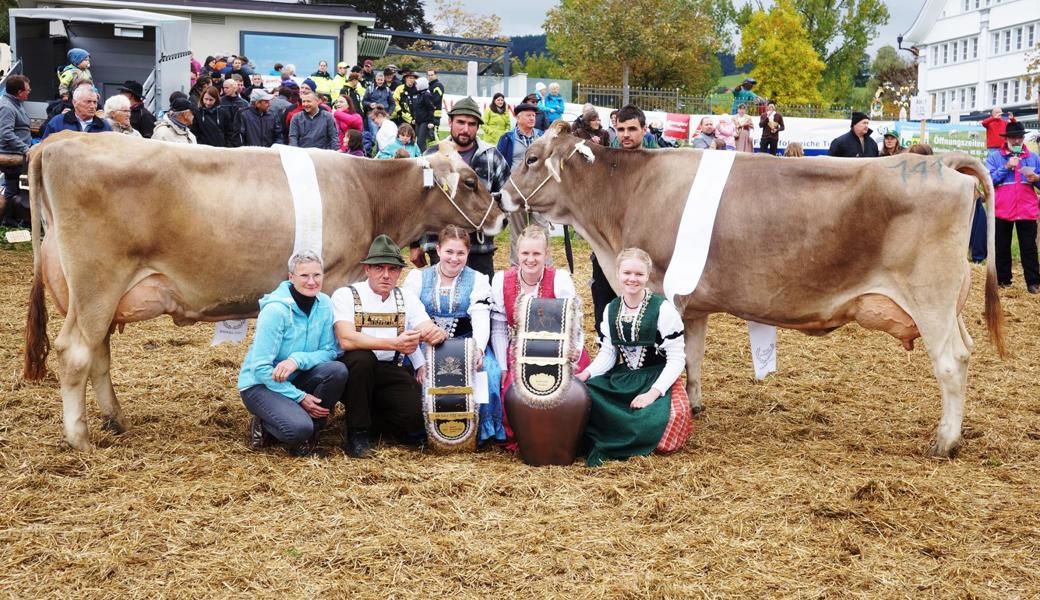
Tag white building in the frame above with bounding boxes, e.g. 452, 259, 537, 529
17, 0, 377, 74
902, 0, 1039, 122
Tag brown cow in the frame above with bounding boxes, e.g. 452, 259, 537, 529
502, 124, 1004, 458
23, 132, 504, 450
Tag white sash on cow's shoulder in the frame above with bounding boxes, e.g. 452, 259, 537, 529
661, 150, 777, 380
211, 145, 325, 346
275, 144, 324, 259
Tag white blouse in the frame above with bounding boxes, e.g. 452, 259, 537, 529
401, 268, 492, 350
584, 298, 686, 396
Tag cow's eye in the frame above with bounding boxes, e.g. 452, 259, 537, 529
526, 156, 538, 166
463, 178, 477, 190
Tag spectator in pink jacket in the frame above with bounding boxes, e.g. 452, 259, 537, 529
986, 120, 1040, 292
333, 94, 363, 150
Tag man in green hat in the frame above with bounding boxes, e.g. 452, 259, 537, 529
414, 96, 510, 279
332, 234, 447, 457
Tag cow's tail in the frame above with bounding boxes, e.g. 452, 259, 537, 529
942, 152, 1006, 358
23, 143, 50, 381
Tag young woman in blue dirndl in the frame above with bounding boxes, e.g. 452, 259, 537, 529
402, 225, 504, 445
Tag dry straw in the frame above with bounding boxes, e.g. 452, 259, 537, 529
1, 245, 1038, 598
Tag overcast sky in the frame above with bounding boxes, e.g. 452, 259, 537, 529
439, 0, 927, 55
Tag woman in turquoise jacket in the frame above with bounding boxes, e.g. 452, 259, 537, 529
237, 251, 347, 456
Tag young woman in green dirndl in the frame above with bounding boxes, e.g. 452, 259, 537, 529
576, 248, 691, 466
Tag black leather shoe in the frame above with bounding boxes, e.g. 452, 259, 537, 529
249, 416, 271, 450
344, 428, 373, 459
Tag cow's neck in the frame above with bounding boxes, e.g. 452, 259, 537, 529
555, 150, 635, 269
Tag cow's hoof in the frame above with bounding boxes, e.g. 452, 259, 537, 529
928, 437, 961, 459
101, 417, 128, 434
64, 435, 92, 452
690, 404, 705, 417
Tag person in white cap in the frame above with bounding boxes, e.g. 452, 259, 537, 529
239, 87, 282, 147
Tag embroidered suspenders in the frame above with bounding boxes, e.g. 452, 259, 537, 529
350, 285, 406, 365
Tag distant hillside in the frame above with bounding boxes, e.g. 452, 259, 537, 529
510, 34, 548, 61
719, 53, 752, 76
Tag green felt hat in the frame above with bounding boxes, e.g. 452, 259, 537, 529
448, 96, 483, 124
360, 234, 406, 267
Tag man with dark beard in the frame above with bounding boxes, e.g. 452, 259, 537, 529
416, 97, 509, 279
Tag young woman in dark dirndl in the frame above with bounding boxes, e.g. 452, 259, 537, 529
576, 248, 693, 466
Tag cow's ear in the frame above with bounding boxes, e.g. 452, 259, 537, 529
545, 156, 562, 183
435, 171, 461, 200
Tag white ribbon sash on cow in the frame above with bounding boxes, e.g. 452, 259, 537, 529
212, 145, 326, 346
661, 150, 778, 380
275, 144, 324, 258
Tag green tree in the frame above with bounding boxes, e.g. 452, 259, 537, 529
511, 52, 567, 79
792, 0, 889, 103
545, 0, 723, 95
737, 0, 825, 105
0, 0, 17, 44
315, 0, 431, 33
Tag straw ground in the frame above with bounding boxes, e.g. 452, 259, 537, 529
1, 240, 1039, 598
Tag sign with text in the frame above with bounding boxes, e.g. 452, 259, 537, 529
909, 95, 931, 121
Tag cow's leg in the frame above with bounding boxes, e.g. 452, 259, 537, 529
683, 316, 708, 415
916, 311, 972, 458
91, 333, 127, 434
54, 315, 96, 450
55, 277, 128, 450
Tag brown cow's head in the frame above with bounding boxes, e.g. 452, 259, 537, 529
501, 121, 596, 222
423, 141, 505, 238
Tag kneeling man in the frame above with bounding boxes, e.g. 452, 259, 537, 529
333, 235, 447, 458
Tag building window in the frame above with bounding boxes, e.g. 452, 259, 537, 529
240, 31, 339, 80
963, 0, 969, 10
970, 86, 976, 109
1029, 25, 1035, 48
943, 44, 949, 63
972, 37, 978, 58
991, 83, 998, 105
1013, 80, 1020, 103
961, 39, 967, 60
1001, 82, 1009, 104
1015, 28, 1022, 50
1004, 30, 1011, 53
993, 33, 1000, 54
974, 0, 979, 7
939, 91, 946, 113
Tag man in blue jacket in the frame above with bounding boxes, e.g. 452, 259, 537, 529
41, 86, 111, 138
0, 74, 32, 226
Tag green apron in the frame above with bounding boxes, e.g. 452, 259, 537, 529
584, 294, 672, 467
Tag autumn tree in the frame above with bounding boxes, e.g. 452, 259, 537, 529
737, 0, 825, 105
511, 53, 568, 80
402, 0, 507, 73
792, 0, 889, 103
545, 0, 725, 97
